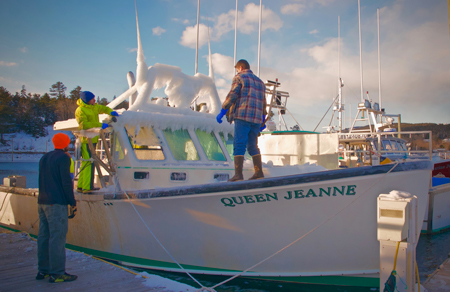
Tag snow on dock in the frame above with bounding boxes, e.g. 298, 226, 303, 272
0, 227, 196, 292
423, 255, 450, 292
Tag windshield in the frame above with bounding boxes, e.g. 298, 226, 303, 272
125, 125, 165, 160
163, 129, 199, 161
196, 130, 226, 161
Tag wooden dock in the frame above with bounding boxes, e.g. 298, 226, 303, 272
0, 227, 164, 292
423, 255, 450, 292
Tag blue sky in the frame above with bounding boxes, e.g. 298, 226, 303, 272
1, 0, 449, 130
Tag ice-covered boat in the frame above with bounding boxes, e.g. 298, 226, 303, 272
0, 7, 434, 289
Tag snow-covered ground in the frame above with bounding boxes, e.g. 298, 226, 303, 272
0, 126, 73, 162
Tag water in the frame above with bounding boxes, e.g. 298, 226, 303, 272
2, 161, 450, 291
0, 162, 39, 189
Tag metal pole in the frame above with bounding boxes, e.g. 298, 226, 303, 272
338, 15, 342, 133
257, 0, 262, 77
234, 0, 238, 74
195, 0, 200, 74
377, 8, 382, 111
358, 0, 364, 102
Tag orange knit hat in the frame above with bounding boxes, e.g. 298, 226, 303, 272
52, 133, 71, 149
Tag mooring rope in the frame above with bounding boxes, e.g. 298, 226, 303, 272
123, 191, 207, 290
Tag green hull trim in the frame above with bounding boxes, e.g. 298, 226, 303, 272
249, 275, 379, 287
66, 244, 379, 287
0, 225, 379, 287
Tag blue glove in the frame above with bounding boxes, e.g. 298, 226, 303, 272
216, 108, 228, 124
110, 111, 119, 117
260, 117, 266, 132
102, 123, 109, 129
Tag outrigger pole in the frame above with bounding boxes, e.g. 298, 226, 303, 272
234, 0, 238, 74
195, 0, 200, 74
358, 0, 364, 102
257, 0, 262, 77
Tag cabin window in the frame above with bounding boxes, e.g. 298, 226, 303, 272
219, 133, 234, 159
195, 130, 226, 161
125, 125, 165, 160
390, 141, 401, 151
214, 173, 229, 181
134, 172, 149, 180
113, 132, 125, 160
381, 140, 392, 151
163, 129, 199, 161
170, 172, 187, 181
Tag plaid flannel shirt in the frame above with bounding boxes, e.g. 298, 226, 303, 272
222, 69, 266, 124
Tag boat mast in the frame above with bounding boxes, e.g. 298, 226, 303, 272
257, 0, 262, 77
377, 8, 382, 112
234, 0, 238, 74
195, 0, 200, 74
358, 0, 364, 102
338, 15, 343, 132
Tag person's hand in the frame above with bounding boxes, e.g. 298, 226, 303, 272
110, 111, 119, 117
102, 123, 109, 129
68, 206, 77, 219
260, 117, 266, 132
216, 108, 228, 124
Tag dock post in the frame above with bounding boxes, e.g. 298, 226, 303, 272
377, 193, 418, 292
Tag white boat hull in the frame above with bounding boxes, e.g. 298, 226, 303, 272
0, 161, 432, 287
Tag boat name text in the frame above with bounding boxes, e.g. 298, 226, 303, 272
220, 185, 357, 207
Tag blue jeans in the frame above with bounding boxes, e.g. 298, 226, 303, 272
233, 119, 261, 156
37, 204, 68, 275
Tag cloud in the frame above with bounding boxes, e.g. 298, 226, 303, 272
19, 47, 27, 53
152, 26, 166, 36
0, 61, 17, 66
210, 53, 235, 80
127, 48, 138, 53
212, 3, 283, 41
280, 3, 306, 15
179, 3, 283, 49
172, 18, 190, 25
309, 29, 318, 34
179, 23, 209, 49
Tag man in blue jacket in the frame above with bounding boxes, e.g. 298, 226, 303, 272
36, 133, 77, 283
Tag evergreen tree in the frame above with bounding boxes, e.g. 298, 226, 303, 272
0, 87, 14, 143
49, 81, 67, 99
69, 86, 82, 101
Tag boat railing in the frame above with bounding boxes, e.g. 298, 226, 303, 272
339, 130, 434, 162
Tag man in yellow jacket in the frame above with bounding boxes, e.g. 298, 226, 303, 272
75, 91, 118, 193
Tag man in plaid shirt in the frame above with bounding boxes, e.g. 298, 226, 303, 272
216, 59, 266, 181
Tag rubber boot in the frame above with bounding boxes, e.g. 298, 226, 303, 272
248, 154, 264, 180
228, 155, 244, 182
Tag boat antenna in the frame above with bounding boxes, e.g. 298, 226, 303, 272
358, 0, 364, 102
377, 8, 382, 112
338, 15, 343, 132
257, 0, 262, 77
195, 0, 200, 74
207, 15, 215, 81
234, 0, 238, 74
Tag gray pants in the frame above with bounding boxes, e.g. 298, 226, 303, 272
37, 204, 68, 275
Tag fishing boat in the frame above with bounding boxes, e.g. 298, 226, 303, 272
0, 6, 434, 289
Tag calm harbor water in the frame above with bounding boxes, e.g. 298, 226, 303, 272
1, 161, 449, 291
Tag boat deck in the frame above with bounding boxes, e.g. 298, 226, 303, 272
423, 254, 450, 292
0, 227, 161, 292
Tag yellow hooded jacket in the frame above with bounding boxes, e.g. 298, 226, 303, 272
75, 99, 113, 144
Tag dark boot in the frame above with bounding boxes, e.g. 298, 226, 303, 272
248, 154, 264, 180
229, 155, 244, 182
